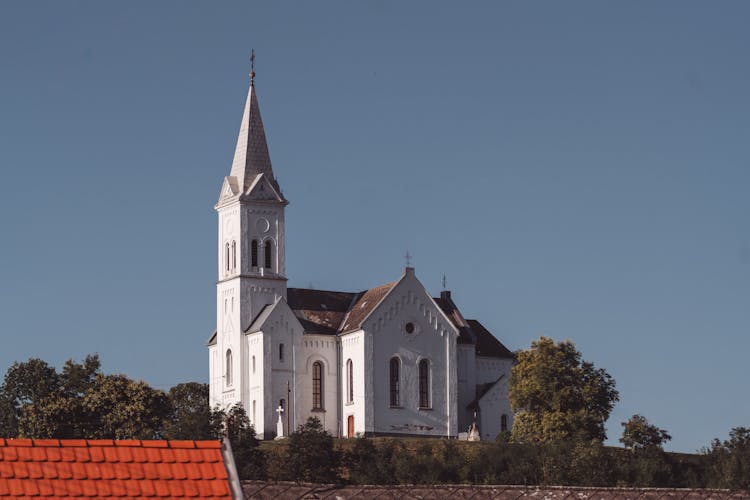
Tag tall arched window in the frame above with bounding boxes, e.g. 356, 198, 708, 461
389, 357, 400, 407
231, 241, 236, 270
501, 414, 508, 432
225, 349, 233, 386
252, 400, 256, 424
418, 359, 430, 408
264, 240, 273, 269
279, 343, 284, 362
225, 243, 230, 272
312, 361, 323, 410
251, 240, 258, 267
346, 359, 353, 404
252, 355, 256, 374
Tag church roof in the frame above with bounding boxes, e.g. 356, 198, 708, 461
467, 320, 515, 359
434, 292, 515, 360
228, 81, 281, 196
287, 281, 398, 335
0, 438, 234, 499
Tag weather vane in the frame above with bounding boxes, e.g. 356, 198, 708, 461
250, 49, 256, 85
405, 250, 413, 267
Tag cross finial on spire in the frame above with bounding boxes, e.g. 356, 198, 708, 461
405, 250, 413, 267
442, 273, 447, 290
250, 49, 256, 86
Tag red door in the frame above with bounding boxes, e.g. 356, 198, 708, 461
347, 415, 354, 438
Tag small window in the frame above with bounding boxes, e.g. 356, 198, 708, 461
418, 359, 430, 408
252, 400, 256, 424
225, 243, 230, 272
346, 359, 353, 404
252, 355, 256, 374
251, 240, 258, 267
264, 240, 272, 269
312, 361, 323, 410
231, 241, 237, 270
225, 349, 233, 386
501, 414, 508, 432
389, 357, 400, 407
279, 343, 284, 362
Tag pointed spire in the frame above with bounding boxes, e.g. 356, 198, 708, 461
229, 53, 280, 195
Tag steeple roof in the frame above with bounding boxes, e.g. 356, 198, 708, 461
229, 81, 281, 195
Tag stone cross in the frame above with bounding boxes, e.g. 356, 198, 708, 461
275, 405, 285, 439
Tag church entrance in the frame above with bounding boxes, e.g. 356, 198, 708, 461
347, 415, 354, 438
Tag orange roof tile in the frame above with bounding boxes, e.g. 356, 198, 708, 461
0, 439, 232, 499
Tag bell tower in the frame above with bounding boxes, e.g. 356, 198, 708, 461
210, 55, 288, 410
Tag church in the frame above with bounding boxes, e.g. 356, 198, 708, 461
207, 63, 515, 441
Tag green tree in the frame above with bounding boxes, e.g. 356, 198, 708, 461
620, 414, 671, 450
0, 392, 18, 437
80, 374, 169, 439
162, 382, 223, 440
704, 427, 750, 489
223, 404, 264, 480
286, 417, 340, 483
2, 358, 60, 409
509, 336, 619, 443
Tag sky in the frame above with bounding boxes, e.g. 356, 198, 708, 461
0, 1, 748, 453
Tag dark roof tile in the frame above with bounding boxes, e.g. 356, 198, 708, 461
467, 319, 515, 359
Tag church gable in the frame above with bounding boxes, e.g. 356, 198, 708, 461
241, 173, 285, 203
216, 176, 240, 207
362, 269, 458, 341
244, 297, 301, 336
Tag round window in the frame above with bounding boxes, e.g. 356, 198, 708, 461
404, 322, 415, 334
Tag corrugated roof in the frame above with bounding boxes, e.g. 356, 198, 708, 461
0, 439, 232, 499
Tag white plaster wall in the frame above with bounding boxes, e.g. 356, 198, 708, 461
245, 332, 265, 434
364, 271, 459, 437
340, 330, 365, 437
259, 302, 301, 438
478, 376, 513, 441
475, 356, 513, 385
298, 335, 338, 435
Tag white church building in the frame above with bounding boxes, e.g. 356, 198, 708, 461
207, 66, 515, 441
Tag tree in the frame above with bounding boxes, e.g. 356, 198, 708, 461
80, 374, 170, 439
286, 417, 340, 483
162, 382, 223, 440
223, 404, 264, 479
509, 336, 619, 443
2, 358, 60, 409
704, 427, 750, 489
620, 414, 671, 450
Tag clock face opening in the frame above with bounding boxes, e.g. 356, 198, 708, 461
404, 322, 415, 334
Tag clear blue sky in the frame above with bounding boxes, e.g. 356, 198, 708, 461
1, 1, 748, 453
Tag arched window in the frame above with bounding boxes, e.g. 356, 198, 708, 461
418, 359, 430, 408
251, 240, 258, 267
389, 357, 400, 407
279, 343, 284, 362
225, 243, 230, 272
252, 400, 256, 424
264, 240, 273, 269
312, 361, 323, 410
225, 349, 233, 386
231, 241, 236, 270
346, 359, 353, 404
252, 355, 256, 374
501, 414, 508, 432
